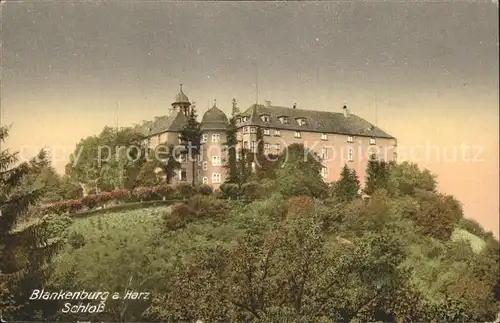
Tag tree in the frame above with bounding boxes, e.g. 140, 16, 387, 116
179, 105, 202, 186
364, 154, 392, 195
389, 161, 436, 196
0, 126, 65, 320
331, 164, 360, 203
65, 127, 148, 192
275, 144, 328, 198
224, 99, 239, 184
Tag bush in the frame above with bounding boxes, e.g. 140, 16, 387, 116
164, 203, 196, 230
219, 183, 240, 200
174, 183, 196, 200
196, 184, 213, 196
109, 188, 131, 202
67, 231, 86, 249
287, 196, 315, 217
457, 218, 486, 238
241, 181, 262, 200
187, 195, 228, 218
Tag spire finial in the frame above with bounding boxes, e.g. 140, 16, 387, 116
213, 98, 217, 107
180, 83, 183, 91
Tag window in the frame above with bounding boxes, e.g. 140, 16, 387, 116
347, 136, 354, 143
369, 138, 376, 145
261, 115, 270, 123
202, 177, 208, 184
294, 131, 301, 138
250, 141, 256, 152
279, 116, 289, 124
242, 116, 248, 122
274, 129, 281, 136
212, 134, 220, 143
201, 134, 208, 143
243, 127, 250, 134
321, 147, 328, 160
203, 161, 208, 170
393, 152, 398, 162
348, 148, 354, 162
321, 133, 328, 140
263, 128, 270, 136
212, 156, 221, 166
264, 143, 270, 152
236, 152, 242, 161
243, 141, 249, 149
321, 167, 328, 179
250, 127, 256, 133
296, 118, 306, 126
212, 173, 221, 184
251, 162, 256, 171
180, 169, 187, 181
276, 143, 281, 151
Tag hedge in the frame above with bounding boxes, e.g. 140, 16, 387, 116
39, 181, 268, 216
40, 184, 195, 216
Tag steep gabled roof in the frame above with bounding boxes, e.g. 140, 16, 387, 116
134, 111, 188, 137
236, 104, 395, 139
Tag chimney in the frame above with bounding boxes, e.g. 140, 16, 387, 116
293, 103, 297, 109
265, 100, 271, 108
343, 105, 349, 117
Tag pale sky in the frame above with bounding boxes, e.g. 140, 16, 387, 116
1, 1, 498, 236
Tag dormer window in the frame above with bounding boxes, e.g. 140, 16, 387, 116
261, 115, 270, 123
242, 116, 248, 122
369, 138, 376, 145
278, 116, 289, 124
296, 118, 306, 126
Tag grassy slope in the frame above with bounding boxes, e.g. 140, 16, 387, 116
48, 201, 491, 319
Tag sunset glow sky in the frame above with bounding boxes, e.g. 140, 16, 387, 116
1, 1, 498, 236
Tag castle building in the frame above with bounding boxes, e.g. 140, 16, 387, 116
137, 85, 397, 189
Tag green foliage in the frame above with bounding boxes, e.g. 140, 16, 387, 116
224, 98, 239, 184
331, 164, 360, 202
65, 127, 148, 192
389, 161, 436, 196
219, 183, 240, 200
179, 105, 202, 185
240, 181, 262, 200
364, 153, 393, 195
405, 190, 463, 241
187, 195, 229, 219
0, 126, 65, 320
195, 184, 213, 196
275, 144, 328, 199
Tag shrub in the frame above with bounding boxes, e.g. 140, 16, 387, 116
67, 231, 86, 249
187, 195, 228, 218
164, 203, 196, 231
241, 181, 262, 200
174, 183, 196, 200
219, 183, 240, 200
66, 199, 84, 213
196, 184, 213, 196
287, 196, 315, 217
110, 189, 131, 202
82, 194, 100, 209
